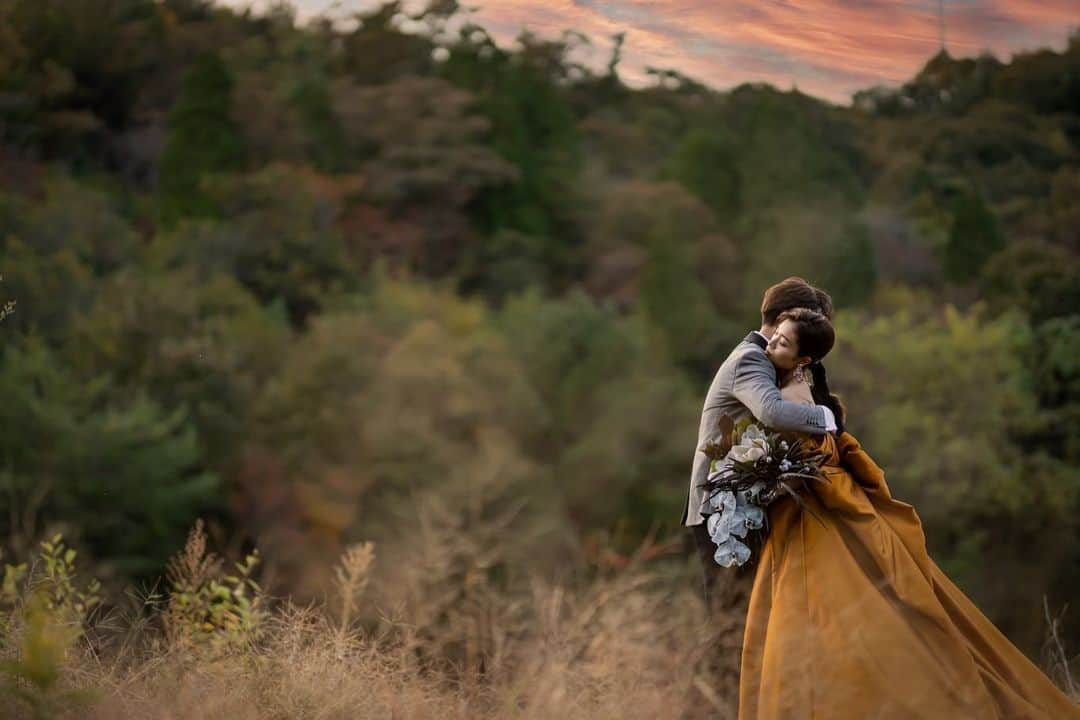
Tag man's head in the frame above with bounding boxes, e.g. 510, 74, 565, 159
759, 276, 833, 337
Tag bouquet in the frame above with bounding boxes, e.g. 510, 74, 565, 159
699, 415, 829, 567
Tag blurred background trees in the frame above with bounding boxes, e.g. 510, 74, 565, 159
0, 0, 1077, 662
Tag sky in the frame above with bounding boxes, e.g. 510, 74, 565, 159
229, 1, 1078, 104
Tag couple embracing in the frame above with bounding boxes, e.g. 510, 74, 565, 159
682, 277, 1079, 719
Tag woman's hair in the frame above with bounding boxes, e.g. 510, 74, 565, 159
776, 307, 847, 433
807, 362, 846, 434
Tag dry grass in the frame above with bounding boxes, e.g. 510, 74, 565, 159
2, 524, 729, 720
1041, 595, 1080, 703
5, 521, 1075, 719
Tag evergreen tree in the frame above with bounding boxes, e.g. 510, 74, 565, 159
944, 187, 1005, 284
0, 340, 218, 575
441, 32, 583, 284
662, 128, 742, 226
158, 52, 245, 224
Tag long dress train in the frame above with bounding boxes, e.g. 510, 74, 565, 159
738, 431, 1080, 719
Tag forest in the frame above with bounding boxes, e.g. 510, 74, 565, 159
0, 1, 1078, 716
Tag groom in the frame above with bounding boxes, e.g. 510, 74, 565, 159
683, 277, 837, 614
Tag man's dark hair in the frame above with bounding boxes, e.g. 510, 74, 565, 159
760, 276, 834, 326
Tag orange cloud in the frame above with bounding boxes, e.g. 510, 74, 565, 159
240, 0, 1077, 103
469, 0, 1075, 102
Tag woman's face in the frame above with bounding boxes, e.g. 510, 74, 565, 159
765, 319, 812, 372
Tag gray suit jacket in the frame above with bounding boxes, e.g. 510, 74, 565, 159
681, 333, 829, 527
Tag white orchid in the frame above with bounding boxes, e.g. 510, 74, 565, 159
707, 488, 737, 514
713, 537, 752, 567
742, 504, 765, 530
707, 487, 765, 554
708, 505, 748, 543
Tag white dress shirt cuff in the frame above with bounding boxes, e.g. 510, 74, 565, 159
819, 405, 837, 432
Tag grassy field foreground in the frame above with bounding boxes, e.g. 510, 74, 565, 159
0, 523, 750, 719
2, 524, 1076, 719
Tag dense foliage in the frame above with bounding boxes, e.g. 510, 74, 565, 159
0, 0, 1077, 660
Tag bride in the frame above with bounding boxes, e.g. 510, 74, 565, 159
733, 307, 1080, 719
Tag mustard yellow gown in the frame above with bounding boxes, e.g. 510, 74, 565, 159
738, 431, 1080, 719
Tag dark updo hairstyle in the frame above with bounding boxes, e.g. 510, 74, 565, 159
776, 307, 847, 433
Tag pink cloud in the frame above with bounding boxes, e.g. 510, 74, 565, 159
468, 0, 1076, 102
235, 0, 1077, 103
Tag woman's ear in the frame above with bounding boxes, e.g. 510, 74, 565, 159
797, 356, 813, 369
